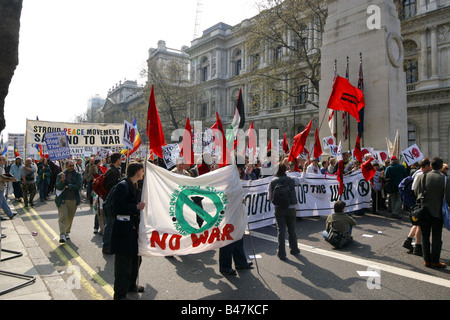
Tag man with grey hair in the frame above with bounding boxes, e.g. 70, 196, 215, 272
55, 160, 82, 243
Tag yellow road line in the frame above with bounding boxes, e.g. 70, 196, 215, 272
24, 209, 104, 300
21, 205, 114, 298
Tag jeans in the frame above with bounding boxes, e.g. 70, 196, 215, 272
219, 238, 248, 272
0, 191, 14, 218
390, 192, 402, 216
274, 207, 299, 259
12, 181, 23, 199
38, 180, 48, 200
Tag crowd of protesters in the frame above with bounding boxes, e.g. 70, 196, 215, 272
0, 149, 448, 299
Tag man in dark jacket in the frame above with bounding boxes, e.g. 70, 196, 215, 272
385, 156, 407, 218
267, 163, 299, 260
111, 162, 145, 300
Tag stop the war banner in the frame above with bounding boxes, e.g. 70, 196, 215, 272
243, 171, 371, 230
26, 120, 124, 147
138, 163, 247, 257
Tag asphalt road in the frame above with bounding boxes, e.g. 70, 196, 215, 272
14, 189, 450, 303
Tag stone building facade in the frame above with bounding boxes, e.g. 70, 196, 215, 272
100, 0, 450, 162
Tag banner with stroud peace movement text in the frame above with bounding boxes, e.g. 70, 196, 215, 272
26, 120, 124, 147
139, 163, 248, 257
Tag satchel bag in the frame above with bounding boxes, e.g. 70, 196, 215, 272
326, 227, 348, 249
409, 173, 427, 226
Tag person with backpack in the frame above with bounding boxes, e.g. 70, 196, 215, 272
402, 158, 431, 255
267, 163, 299, 260
101, 152, 124, 254
110, 162, 145, 300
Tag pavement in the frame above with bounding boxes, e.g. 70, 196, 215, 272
0, 200, 76, 300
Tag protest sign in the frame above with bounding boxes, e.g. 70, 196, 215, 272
26, 119, 124, 147
44, 131, 71, 161
122, 120, 135, 150
162, 143, 181, 169
139, 163, 247, 257
402, 144, 424, 166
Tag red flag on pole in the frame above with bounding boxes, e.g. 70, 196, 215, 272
354, 133, 363, 163
313, 128, 322, 159
327, 76, 365, 122
146, 85, 166, 159
267, 139, 272, 152
282, 132, 289, 154
361, 157, 376, 182
180, 117, 194, 165
337, 160, 344, 196
288, 119, 312, 162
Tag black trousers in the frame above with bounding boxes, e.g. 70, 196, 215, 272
113, 254, 141, 300
420, 214, 443, 263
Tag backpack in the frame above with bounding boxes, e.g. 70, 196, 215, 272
272, 178, 291, 209
398, 176, 416, 210
103, 179, 128, 219
92, 173, 108, 200
326, 227, 348, 249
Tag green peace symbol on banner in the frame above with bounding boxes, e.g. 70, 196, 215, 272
173, 188, 225, 235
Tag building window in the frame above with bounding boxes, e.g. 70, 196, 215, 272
200, 103, 208, 118
402, 0, 416, 19
236, 60, 242, 76
297, 85, 308, 105
202, 66, 208, 82
273, 91, 282, 108
276, 46, 283, 60
408, 122, 416, 147
404, 59, 418, 84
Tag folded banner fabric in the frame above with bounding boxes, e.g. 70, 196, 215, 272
139, 164, 247, 257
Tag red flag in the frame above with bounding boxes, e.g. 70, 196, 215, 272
146, 85, 166, 158
288, 119, 312, 162
337, 160, 344, 196
282, 132, 289, 154
327, 76, 365, 122
313, 128, 322, 159
361, 157, 376, 182
354, 133, 362, 163
180, 117, 194, 165
267, 139, 272, 152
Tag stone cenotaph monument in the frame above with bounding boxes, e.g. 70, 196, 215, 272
319, 0, 408, 152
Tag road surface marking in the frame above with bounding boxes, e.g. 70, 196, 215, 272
250, 231, 450, 289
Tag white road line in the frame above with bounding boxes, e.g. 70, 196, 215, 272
250, 231, 450, 289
